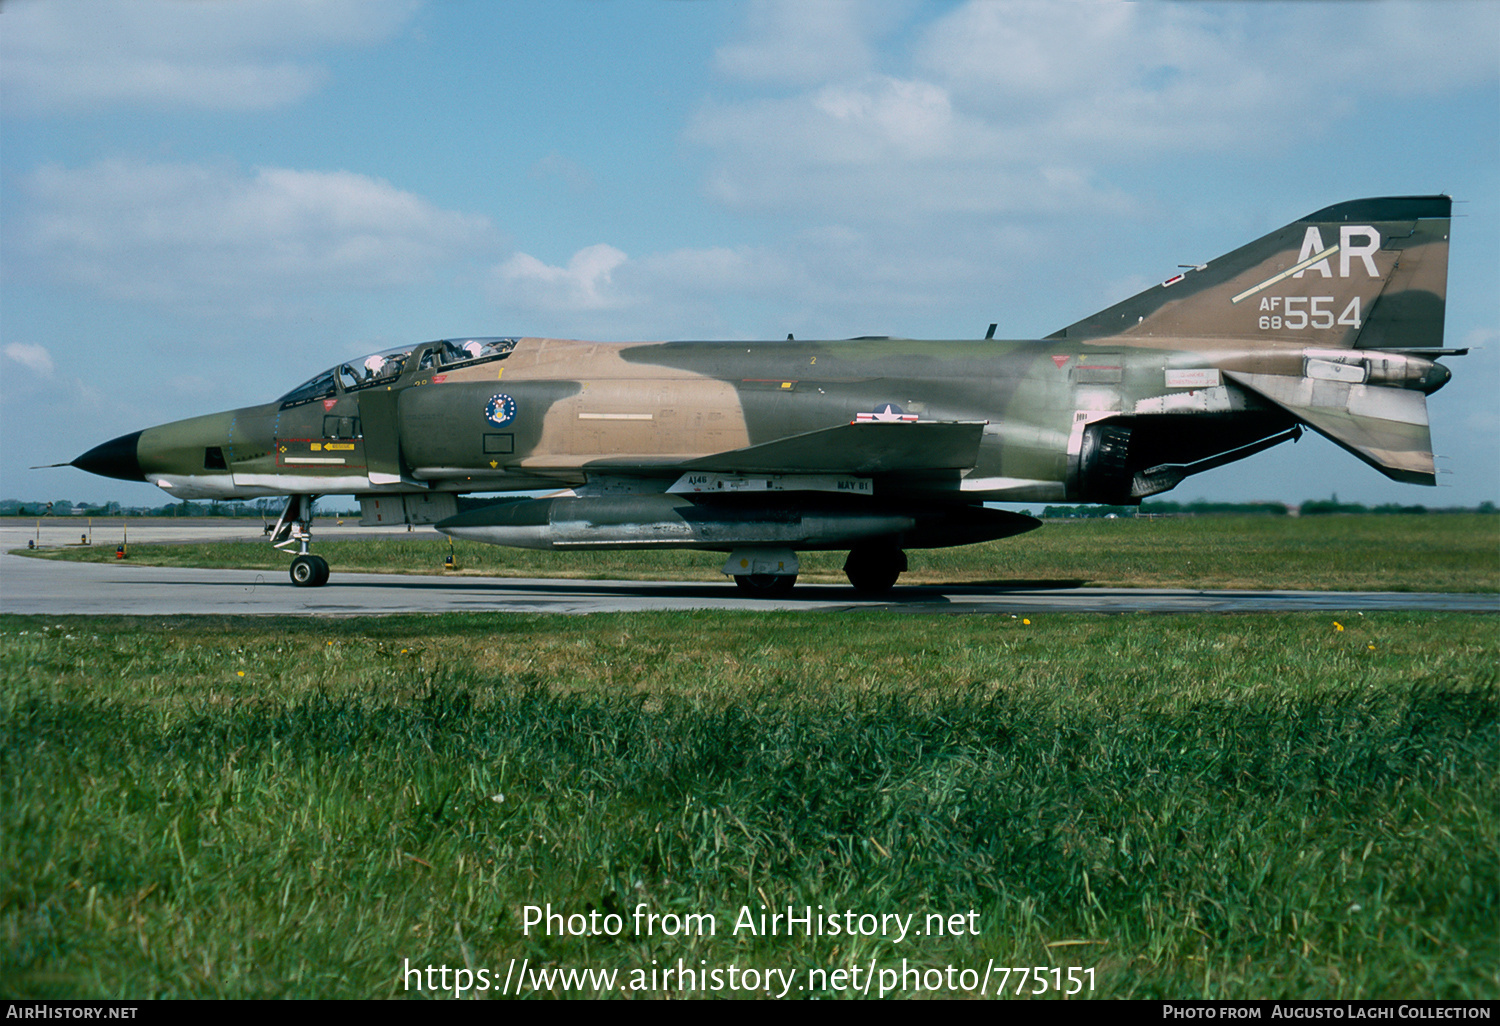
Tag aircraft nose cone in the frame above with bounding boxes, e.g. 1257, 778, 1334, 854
72, 430, 146, 482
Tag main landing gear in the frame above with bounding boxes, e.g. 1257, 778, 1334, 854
270, 495, 330, 587
723, 547, 798, 598
733, 573, 798, 598
843, 544, 907, 595
723, 545, 909, 597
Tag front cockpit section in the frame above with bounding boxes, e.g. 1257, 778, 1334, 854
277, 338, 519, 410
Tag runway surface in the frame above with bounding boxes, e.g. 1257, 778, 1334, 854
3, 548, 1494, 616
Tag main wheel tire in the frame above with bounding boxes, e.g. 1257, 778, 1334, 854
290, 554, 328, 587
733, 573, 797, 598
844, 546, 906, 595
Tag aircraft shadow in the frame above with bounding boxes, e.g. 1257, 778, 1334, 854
298, 575, 1091, 599
918, 578, 1088, 592
127, 573, 1092, 606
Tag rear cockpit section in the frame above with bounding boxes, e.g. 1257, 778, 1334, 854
277, 337, 519, 410
416, 337, 518, 370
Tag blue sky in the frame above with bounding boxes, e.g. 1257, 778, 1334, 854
2, 0, 1496, 508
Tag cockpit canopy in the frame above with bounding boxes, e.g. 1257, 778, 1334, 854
278, 338, 518, 408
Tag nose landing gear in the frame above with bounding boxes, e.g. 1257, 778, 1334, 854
270, 495, 331, 587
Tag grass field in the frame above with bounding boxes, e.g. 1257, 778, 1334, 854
19, 513, 1500, 593
2, 610, 1495, 999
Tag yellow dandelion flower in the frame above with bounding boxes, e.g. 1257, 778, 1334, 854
1333, 622, 1344, 631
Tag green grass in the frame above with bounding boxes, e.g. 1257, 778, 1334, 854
19, 513, 1500, 593
3, 611, 1495, 999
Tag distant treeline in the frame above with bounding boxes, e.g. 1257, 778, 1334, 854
1041, 499, 1498, 518
4, 496, 1495, 520
0, 498, 360, 519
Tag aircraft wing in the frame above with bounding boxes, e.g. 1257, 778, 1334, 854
586, 420, 988, 477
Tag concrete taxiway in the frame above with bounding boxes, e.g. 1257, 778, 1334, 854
2, 534, 1494, 616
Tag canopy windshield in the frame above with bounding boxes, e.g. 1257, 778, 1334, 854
278, 338, 518, 407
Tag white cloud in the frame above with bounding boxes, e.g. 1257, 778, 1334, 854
633, 247, 781, 296
19, 159, 495, 308
913, 3, 1350, 155
691, 76, 1134, 219
691, 1, 1500, 219
492, 244, 632, 313
714, 0, 897, 86
486, 243, 803, 338
0, 0, 416, 113
482, 232, 1033, 342
812, 77, 955, 158
3, 344, 55, 377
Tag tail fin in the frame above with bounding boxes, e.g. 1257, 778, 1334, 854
1048, 195, 1451, 350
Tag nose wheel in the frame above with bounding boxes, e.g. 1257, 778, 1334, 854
289, 553, 330, 588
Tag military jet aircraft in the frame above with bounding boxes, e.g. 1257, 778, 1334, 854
68, 195, 1462, 595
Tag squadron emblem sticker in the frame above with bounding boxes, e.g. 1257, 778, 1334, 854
485, 394, 517, 427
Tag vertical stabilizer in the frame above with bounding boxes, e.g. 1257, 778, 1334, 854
1049, 196, 1451, 351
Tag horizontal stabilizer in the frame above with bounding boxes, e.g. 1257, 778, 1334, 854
1225, 371, 1436, 485
680, 420, 988, 475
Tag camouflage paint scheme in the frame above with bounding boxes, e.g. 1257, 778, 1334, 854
71, 196, 1461, 594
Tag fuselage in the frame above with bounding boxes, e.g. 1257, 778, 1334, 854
74, 333, 1450, 507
